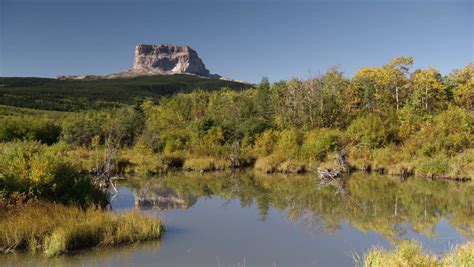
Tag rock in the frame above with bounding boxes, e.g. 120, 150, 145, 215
132, 44, 212, 76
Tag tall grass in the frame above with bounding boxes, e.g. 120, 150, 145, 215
0, 201, 163, 257
360, 240, 473, 267
183, 157, 230, 171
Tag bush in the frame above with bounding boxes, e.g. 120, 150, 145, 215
300, 128, 341, 161
0, 141, 106, 206
61, 108, 144, 147
406, 106, 473, 157
274, 128, 302, 159
0, 116, 60, 145
346, 114, 396, 149
253, 130, 277, 157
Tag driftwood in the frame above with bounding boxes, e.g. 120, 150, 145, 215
316, 148, 349, 182
316, 148, 351, 196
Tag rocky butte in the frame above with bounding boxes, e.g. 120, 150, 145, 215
59, 44, 223, 80
133, 44, 211, 76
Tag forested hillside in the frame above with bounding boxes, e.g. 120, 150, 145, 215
0, 75, 252, 111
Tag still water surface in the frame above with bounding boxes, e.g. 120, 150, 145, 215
3, 171, 473, 266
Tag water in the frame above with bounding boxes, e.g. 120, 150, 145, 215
2, 171, 472, 267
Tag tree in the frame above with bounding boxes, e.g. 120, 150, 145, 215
450, 63, 474, 110
408, 67, 446, 114
349, 57, 412, 116
254, 77, 273, 129
319, 68, 350, 127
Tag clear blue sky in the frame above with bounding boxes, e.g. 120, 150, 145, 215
1, 0, 472, 83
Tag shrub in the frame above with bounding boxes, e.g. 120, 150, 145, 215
61, 108, 144, 147
0, 116, 60, 145
274, 128, 302, 159
253, 130, 277, 157
0, 141, 106, 206
346, 114, 396, 149
300, 128, 341, 161
406, 106, 473, 157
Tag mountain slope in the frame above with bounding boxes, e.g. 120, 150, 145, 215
0, 75, 252, 111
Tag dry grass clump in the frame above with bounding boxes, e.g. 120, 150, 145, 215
0, 201, 162, 257
277, 160, 306, 173
254, 155, 284, 173
361, 240, 473, 267
442, 242, 474, 266
183, 157, 230, 171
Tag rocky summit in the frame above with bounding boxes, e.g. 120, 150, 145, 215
132, 44, 212, 77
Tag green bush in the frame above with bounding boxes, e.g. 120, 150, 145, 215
274, 128, 302, 159
346, 114, 396, 149
61, 108, 144, 147
0, 116, 60, 145
406, 106, 473, 157
0, 141, 106, 206
300, 128, 341, 161
253, 130, 277, 157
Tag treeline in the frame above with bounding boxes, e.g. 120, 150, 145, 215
1, 58, 472, 179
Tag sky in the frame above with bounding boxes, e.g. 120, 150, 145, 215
0, 0, 472, 83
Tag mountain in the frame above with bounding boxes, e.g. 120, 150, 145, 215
59, 44, 229, 80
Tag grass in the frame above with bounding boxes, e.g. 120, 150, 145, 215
0, 201, 163, 257
277, 159, 306, 173
360, 240, 474, 267
442, 242, 474, 266
254, 155, 284, 173
183, 157, 230, 171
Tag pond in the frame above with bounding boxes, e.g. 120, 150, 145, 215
3, 171, 473, 266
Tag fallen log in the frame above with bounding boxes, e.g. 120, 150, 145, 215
316, 148, 348, 181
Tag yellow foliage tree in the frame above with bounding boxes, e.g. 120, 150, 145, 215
451, 63, 474, 110
409, 67, 446, 113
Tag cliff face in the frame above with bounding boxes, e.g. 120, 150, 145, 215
132, 44, 211, 76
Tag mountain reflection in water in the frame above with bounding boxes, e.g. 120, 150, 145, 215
135, 186, 197, 211
122, 171, 473, 242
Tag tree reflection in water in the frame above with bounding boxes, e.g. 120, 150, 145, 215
123, 171, 473, 243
